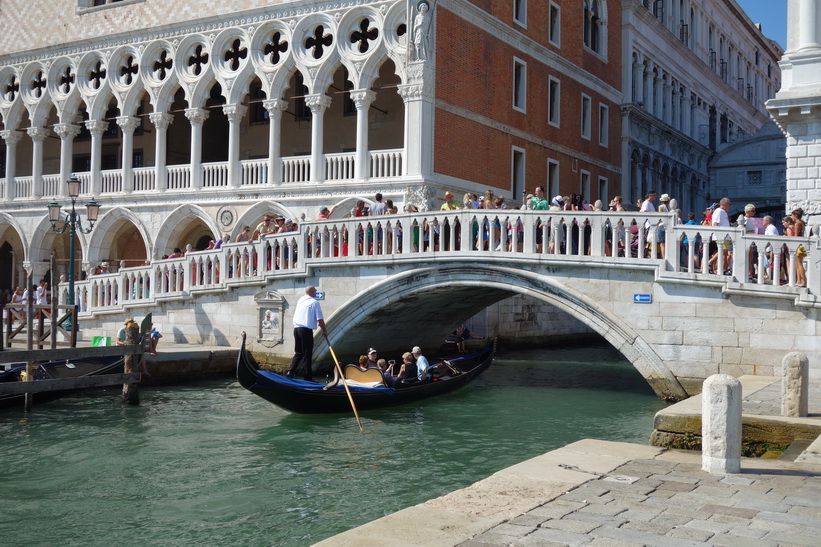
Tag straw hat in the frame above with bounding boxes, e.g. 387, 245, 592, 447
659, 193, 671, 202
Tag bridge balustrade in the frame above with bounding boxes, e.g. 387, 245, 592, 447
66, 211, 817, 318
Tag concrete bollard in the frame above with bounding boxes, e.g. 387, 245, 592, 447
782, 352, 809, 418
702, 374, 742, 474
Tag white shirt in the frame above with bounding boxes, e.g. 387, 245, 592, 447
640, 199, 656, 213
292, 294, 324, 329
764, 223, 779, 236
711, 207, 730, 227
36, 285, 47, 305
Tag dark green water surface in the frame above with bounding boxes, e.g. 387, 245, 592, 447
0, 345, 668, 546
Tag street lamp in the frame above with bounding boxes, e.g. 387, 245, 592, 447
47, 175, 100, 327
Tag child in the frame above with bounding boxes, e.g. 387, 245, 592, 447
149, 326, 162, 356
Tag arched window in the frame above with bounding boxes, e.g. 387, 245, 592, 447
583, 0, 606, 55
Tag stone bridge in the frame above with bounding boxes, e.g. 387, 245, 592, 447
68, 209, 821, 400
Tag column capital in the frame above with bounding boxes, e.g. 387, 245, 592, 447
116, 116, 141, 133
85, 119, 109, 136
149, 112, 174, 130
222, 103, 248, 122
349, 89, 376, 110
397, 83, 429, 103
262, 98, 288, 113
53, 123, 82, 139
27, 126, 50, 142
304, 94, 332, 114
184, 107, 210, 126
0, 130, 23, 145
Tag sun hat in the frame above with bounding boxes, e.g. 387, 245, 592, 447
659, 193, 671, 202
445, 191, 454, 199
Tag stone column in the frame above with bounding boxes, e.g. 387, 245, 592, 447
149, 112, 173, 192
653, 73, 663, 119
53, 123, 81, 196
350, 89, 376, 181
223, 103, 247, 188
116, 116, 140, 194
633, 55, 644, 105
304, 95, 331, 183
263, 99, 287, 185
27, 127, 49, 199
184, 108, 209, 190
398, 61, 435, 178
1, 130, 23, 201
85, 119, 108, 196
701, 374, 742, 474
663, 78, 672, 125
781, 352, 809, 417
797, 0, 820, 51
643, 62, 653, 112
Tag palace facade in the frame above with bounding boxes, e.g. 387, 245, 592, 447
0, 0, 622, 291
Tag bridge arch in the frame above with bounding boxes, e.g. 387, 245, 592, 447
315, 264, 687, 400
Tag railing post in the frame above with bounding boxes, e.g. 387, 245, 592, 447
732, 229, 746, 281
666, 216, 679, 270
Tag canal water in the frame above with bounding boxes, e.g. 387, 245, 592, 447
1, 344, 667, 546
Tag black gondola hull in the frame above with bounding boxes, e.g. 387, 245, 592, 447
236, 335, 493, 414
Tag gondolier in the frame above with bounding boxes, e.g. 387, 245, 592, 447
286, 285, 328, 381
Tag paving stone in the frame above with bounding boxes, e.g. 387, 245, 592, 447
762, 530, 820, 546
727, 525, 769, 539
648, 473, 701, 484
787, 505, 821, 518
526, 526, 592, 546
577, 502, 629, 517
620, 520, 674, 535
708, 513, 756, 526
682, 518, 732, 534
509, 513, 549, 527
584, 538, 642, 547
721, 475, 757, 486
617, 506, 664, 522
695, 504, 759, 519
526, 500, 586, 519
650, 512, 695, 527
562, 512, 628, 527
458, 533, 520, 546
784, 495, 821, 509
656, 480, 697, 492
539, 517, 601, 534
490, 522, 535, 538
755, 510, 821, 529
709, 535, 777, 547
690, 484, 739, 498
592, 524, 706, 546
732, 498, 791, 513
667, 525, 715, 542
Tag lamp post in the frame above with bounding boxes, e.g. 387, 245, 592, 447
47, 175, 100, 328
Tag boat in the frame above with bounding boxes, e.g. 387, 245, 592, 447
0, 355, 125, 409
236, 332, 495, 413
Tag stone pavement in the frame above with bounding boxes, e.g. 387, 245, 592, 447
317, 439, 821, 547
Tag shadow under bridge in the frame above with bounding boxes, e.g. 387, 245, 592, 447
311, 264, 688, 400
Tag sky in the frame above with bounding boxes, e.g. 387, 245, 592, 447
736, 0, 787, 49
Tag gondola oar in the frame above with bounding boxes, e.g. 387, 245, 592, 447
328, 345, 364, 432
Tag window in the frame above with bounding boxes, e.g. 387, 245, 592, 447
249, 83, 268, 124
583, 0, 605, 55
512, 147, 526, 197
581, 94, 592, 140
548, 3, 561, 46
580, 170, 591, 198
513, 58, 527, 113
598, 104, 609, 147
598, 176, 608, 205
547, 159, 560, 199
548, 77, 560, 127
514, 0, 527, 28
294, 73, 311, 120
747, 170, 762, 185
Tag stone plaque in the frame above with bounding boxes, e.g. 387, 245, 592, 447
255, 290, 285, 348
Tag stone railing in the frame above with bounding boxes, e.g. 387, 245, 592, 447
14, 176, 33, 198
66, 210, 818, 317
240, 159, 268, 186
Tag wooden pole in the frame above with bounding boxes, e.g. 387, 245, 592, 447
122, 320, 140, 405
24, 272, 33, 411
50, 254, 57, 350
0, 304, 4, 351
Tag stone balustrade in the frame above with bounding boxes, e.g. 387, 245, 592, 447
61, 209, 818, 317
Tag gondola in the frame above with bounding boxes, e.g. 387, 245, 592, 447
0, 355, 125, 409
236, 332, 494, 413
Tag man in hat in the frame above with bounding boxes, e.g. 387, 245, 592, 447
366, 348, 379, 368
116, 317, 135, 346
441, 191, 461, 210
287, 285, 328, 381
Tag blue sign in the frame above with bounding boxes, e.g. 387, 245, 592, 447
314, 291, 325, 300
633, 294, 652, 304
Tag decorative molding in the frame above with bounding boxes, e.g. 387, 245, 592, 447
184, 107, 210, 126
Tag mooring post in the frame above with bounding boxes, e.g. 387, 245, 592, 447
782, 352, 809, 418
702, 374, 742, 474
122, 320, 140, 405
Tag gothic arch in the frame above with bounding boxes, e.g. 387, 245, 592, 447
154, 204, 220, 259
0, 212, 30, 263
232, 201, 299, 238
86, 207, 152, 267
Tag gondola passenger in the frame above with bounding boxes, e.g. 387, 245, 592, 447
396, 352, 417, 381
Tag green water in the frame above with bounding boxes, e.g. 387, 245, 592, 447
0, 345, 667, 546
